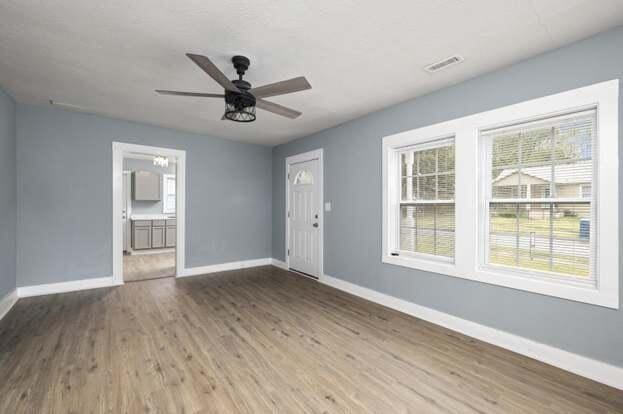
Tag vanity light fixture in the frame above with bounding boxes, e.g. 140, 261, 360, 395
153, 156, 169, 167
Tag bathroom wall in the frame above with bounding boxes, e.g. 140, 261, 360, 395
123, 157, 176, 216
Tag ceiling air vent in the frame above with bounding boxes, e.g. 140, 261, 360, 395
424, 55, 464, 73
49, 100, 85, 110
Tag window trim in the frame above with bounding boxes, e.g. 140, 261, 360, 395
382, 79, 619, 308
162, 173, 176, 214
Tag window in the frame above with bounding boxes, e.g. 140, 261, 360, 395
382, 80, 619, 308
398, 139, 455, 259
163, 174, 176, 214
483, 110, 595, 280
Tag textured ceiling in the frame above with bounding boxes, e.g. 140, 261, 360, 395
1, 0, 622, 146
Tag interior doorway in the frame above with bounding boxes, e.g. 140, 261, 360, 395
121, 155, 177, 282
112, 142, 186, 285
286, 149, 324, 279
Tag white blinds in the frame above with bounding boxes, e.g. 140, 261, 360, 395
399, 139, 455, 258
485, 110, 595, 279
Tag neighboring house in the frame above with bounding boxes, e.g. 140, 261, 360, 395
492, 160, 591, 219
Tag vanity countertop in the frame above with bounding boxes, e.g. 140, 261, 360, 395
130, 214, 176, 221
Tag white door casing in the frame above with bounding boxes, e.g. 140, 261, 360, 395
112, 142, 186, 285
122, 171, 132, 252
286, 149, 323, 278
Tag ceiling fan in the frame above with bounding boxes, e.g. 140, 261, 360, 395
156, 54, 311, 122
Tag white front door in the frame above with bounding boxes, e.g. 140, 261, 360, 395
288, 158, 320, 277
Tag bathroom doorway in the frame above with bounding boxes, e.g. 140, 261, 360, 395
112, 142, 186, 284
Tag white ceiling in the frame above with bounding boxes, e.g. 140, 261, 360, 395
1, 1, 622, 146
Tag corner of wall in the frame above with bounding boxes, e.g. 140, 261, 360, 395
0, 86, 17, 303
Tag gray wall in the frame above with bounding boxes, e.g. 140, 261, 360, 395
123, 158, 176, 215
0, 88, 16, 299
272, 26, 623, 367
17, 105, 272, 287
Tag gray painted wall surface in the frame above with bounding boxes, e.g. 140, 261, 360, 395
272, 26, 623, 366
123, 158, 176, 215
17, 105, 272, 287
0, 88, 16, 299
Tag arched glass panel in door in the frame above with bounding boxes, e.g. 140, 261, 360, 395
293, 169, 313, 185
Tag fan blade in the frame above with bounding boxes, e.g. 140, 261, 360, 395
156, 90, 224, 98
250, 77, 311, 98
255, 99, 302, 119
186, 53, 240, 92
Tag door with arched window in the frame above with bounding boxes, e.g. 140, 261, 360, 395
288, 158, 320, 277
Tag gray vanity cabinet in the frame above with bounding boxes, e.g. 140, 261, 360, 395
132, 171, 161, 201
151, 224, 165, 248
132, 221, 152, 250
132, 219, 174, 250
165, 219, 176, 248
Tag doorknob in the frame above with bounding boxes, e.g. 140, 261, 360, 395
312, 223, 319, 228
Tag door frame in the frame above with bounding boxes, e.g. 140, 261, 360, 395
285, 148, 324, 278
112, 142, 186, 284
122, 170, 133, 254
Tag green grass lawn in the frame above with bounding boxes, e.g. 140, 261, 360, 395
490, 215, 584, 238
402, 207, 587, 237
489, 245, 589, 277
399, 230, 454, 258
400, 208, 589, 277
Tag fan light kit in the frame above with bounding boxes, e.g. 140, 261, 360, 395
156, 54, 311, 122
153, 156, 169, 167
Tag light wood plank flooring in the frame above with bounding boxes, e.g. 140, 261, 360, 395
123, 251, 175, 282
0, 266, 621, 413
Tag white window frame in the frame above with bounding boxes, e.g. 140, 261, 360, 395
162, 173, 176, 214
382, 80, 619, 308
395, 138, 456, 263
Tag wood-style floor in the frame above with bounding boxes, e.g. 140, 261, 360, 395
0, 266, 621, 413
123, 251, 175, 282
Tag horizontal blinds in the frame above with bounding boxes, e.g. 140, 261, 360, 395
397, 137, 454, 152
481, 109, 596, 137
486, 110, 595, 280
399, 139, 455, 258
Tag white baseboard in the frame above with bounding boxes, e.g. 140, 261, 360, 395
128, 248, 175, 256
17, 276, 116, 298
179, 258, 273, 278
0, 289, 18, 321
270, 258, 288, 270
320, 274, 623, 390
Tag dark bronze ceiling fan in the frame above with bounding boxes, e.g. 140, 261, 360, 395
156, 54, 311, 122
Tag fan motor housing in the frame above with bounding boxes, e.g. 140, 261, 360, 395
226, 79, 256, 109
232, 55, 251, 77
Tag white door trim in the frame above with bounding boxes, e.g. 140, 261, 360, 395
122, 170, 133, 254
285, 148, 324, 278
112, 142, 186, 284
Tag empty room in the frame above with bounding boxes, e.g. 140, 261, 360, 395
1, 1, 623, 412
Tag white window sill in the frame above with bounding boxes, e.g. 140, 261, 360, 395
382, 255, 459, 278
382, 254, 618, 309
